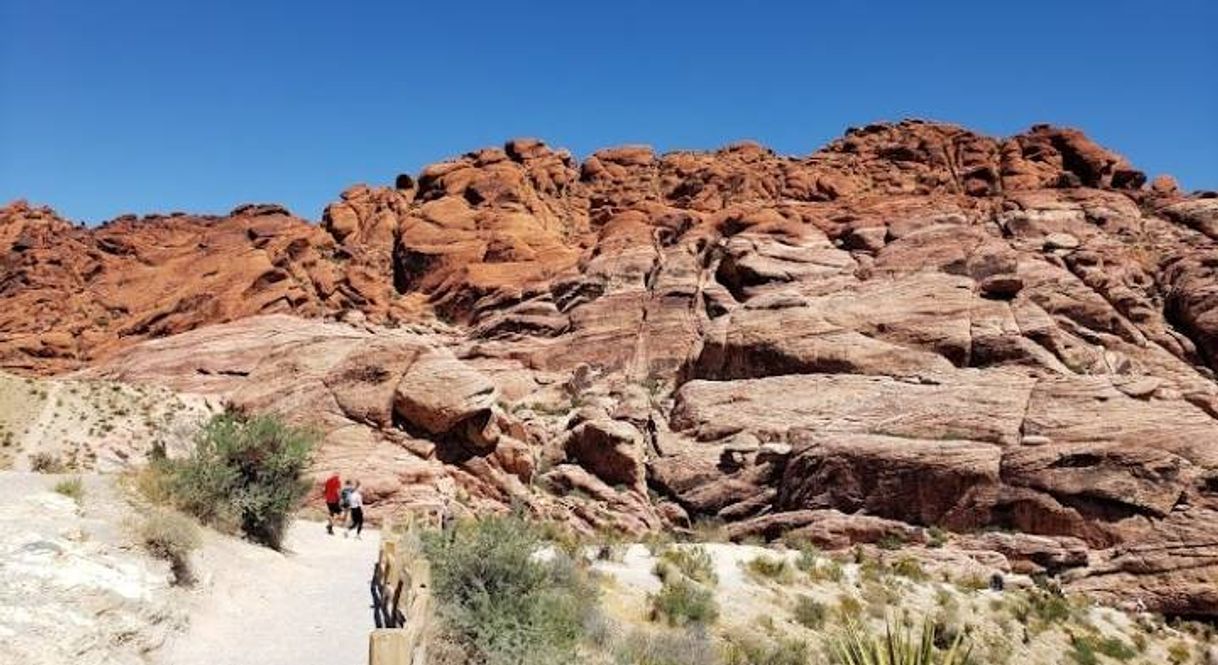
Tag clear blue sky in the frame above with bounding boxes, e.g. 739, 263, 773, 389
2, 0, 1215, 224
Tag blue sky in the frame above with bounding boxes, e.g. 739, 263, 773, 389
2, 0, 1215, 224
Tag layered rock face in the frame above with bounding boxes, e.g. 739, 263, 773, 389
5, 120, 1218, 617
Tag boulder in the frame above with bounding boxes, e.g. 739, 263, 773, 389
565, 419, 645, 491
393, 351, 499, 441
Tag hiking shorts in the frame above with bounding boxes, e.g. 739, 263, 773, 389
326, 501, 342, 516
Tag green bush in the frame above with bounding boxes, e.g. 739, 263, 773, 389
423, 513, 599, 665
892, 557, 928, 581
650, 577, 719, 627
658, 546, 718, 585
1166, 641, 1191, 665
139, 509, 202, 585
1069, 635, 1136, 664
1026, 590, 1072, 625
794, 544, 820, 571
877, 534, 908, 550
53, 476, 85, 504
792, 595, 827, 629
831, 620, 972, 665
836, 594, 864, 623
164, 412, 316, 549
745, 555, 794, 583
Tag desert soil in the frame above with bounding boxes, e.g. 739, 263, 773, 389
154, 519, 381, 665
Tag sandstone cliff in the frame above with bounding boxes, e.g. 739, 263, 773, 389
4, 120, 1217, 617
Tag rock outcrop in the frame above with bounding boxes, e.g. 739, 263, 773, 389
5, 119, 1218, 617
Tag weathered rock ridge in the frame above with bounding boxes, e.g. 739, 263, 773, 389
4, 120, 1218, 617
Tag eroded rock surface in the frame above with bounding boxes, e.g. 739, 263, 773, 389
6, 120, 1218, 617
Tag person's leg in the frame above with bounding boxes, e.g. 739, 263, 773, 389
354, 507, 364, 538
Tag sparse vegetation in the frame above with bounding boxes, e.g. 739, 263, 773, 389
831, 620, 973, 665
142, 411, 316, 549
837, 593, 864, 624
30, 452, 66, 473
1067, 635, 1136, 664
53, 476, 85, 504
955, 573, 989, 592
688, 518, 729, 543
745, 555, 794, 583
423, 513, 599, 665
608, 624, 719, 665
877, 534, 908, 550
139, 508, 202, 585
650, 577, 719, 627
892, 557, 928, 581
792, 595, 828, 630
1166, 640, 1191, 665
722, 632, 811, 665
656, 546, 718, 586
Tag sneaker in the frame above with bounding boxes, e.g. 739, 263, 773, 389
326, 524, 333, 535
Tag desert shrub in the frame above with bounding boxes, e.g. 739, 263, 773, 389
877, 534, 908, 550
1027, 590, 1072, 625
422, 513, 598, 665
955, 573, 989, 592
792, 595, 827, 630
722, 632, 810, 665
613, 624, 719, 665
688, 518, 729, 543
650, 577, 719, 627
926, 526, 948, 549
644, 529, 677, 555
536, 520, 585, 558
1068, 635, 1136, 664
806, 557, 845, 583
53, 476, 85, 503
139, 508, 201, 585
1166, 641, 1191, 665
837, 593, 864, 623
859, 556, 891, 584
862, 581, 901, 619
30, 452, 66, 473
162, 412, 316, 549
745, 555, 794, 583
658, 546, 718, 585
1067, 637, 1098, 665
794, 544, 820, 571
831, 620, 972, 665
892, 557, 928, 581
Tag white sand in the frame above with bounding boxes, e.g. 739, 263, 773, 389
154, 519, 381, 665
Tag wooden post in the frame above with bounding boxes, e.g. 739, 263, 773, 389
369, 629, 410, 665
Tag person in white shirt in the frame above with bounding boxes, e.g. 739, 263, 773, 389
345, 481, 364, 539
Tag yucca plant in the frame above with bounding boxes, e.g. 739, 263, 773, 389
831, 619, 972, 665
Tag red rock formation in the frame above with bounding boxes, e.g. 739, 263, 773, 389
6, 120, 1218, 617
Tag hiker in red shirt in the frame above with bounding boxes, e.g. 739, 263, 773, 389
323, 473, 342, 535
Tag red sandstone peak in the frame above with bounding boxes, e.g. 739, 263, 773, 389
6, 122, 1218, 618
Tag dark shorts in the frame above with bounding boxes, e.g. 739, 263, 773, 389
326, 501, 342, 516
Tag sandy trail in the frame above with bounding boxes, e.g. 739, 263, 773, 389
155, 519, 380, 665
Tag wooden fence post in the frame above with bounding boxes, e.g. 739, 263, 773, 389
369, 628, 410, 665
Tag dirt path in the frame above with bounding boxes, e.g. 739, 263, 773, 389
154, 519, 381, 665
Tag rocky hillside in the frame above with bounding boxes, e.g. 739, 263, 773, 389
3, 120, 1217, 619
